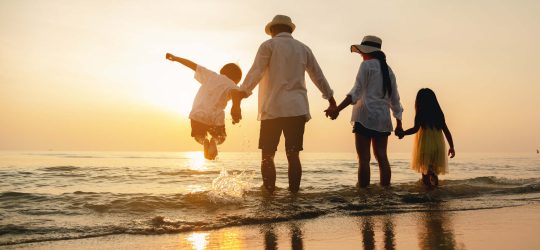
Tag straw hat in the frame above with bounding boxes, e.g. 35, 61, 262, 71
265, 15, 296, 35
351, 35, 382, 54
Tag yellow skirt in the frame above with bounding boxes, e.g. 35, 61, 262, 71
411, 127, 448, 175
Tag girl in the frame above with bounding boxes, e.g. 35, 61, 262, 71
397, 88, 455, 187
326, 35, 404, 188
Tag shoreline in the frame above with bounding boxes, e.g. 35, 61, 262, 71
6, 202, 540, 249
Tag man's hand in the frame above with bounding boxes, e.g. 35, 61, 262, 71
448, 148, 455, 158
165, 53, 176, 61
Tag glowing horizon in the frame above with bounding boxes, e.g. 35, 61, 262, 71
1, 0, 539, 153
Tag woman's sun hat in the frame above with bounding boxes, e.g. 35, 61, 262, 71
351, 35, 382, 54
265, 15, 296, 35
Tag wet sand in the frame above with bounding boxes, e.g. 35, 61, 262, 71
7, 203, 540, 249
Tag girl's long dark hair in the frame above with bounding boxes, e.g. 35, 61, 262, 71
367, 51, 392, 98
414, 88, 446, 129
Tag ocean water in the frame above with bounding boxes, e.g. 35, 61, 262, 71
1, 151, 539, 246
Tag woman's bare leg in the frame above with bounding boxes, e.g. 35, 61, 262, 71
372, 136, 391, 187
355, 133, 372, 188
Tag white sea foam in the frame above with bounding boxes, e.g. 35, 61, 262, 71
207, 168, 254, 204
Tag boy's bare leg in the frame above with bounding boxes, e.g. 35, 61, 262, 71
207, 138, 218, 160
355, 133, 372, 188
286, 150, 302, 193
261, 150, 276, 194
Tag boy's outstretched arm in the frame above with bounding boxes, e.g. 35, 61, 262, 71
443, 123, 455, 158
165, 53, 197, 71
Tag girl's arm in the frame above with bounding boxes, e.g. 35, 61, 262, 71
398, 119, 419, 138
401, 124, 420, 136
165, 53, 197, 71
443, 123, 455, 158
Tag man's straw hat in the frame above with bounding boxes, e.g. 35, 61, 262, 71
265, 15, 296, 35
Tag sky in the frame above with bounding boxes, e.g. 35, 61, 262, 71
1, 0, 539, 153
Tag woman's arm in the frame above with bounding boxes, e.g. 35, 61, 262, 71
165, 53, 197, 71
325, 95, 352, 119
443, 123, 455, 158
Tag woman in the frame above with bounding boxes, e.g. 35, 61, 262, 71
326, 35, 403, 188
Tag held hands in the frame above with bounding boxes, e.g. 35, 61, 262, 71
231, 105, 242, 124
230, 89, 245, 125
448, 148, 456, 158
324, 107, 339, 120
394, 127, 405, 139
324, 103, 339, 120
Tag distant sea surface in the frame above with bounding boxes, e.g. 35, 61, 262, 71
1, 151, 539, 245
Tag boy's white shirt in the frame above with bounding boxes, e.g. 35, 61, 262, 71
189, 65, 239, 126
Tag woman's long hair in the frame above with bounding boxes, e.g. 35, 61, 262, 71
415, 88, 446, 129
367, 51, 392, 98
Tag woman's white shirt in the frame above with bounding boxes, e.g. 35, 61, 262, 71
348, 59, 403, 132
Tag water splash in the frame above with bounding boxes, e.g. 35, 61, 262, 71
207, 168, 253, 204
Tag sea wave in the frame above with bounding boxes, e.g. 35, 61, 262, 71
2, 176, 540, 246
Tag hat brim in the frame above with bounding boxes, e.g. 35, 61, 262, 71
265, 21, 296, 35
351, 44, 381, 54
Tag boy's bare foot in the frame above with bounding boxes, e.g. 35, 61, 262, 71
203, 139, 210, 160
207, 138, 218, 160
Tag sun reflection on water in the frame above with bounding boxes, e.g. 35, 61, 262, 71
186, 232, 209, 250
186, 151, 207, 171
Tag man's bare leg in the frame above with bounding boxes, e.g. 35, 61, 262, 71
261, 150, 276, 194
286, 150, 302, 193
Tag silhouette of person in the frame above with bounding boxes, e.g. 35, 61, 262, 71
231, 15, 336, 194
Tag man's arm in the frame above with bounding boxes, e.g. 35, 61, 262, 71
230, 42, 271, 124
305, 48, 334, 101
239, 42, 272, 97
165, 53, 197, 71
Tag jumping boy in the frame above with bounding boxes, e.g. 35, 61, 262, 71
166, 53, 242, 160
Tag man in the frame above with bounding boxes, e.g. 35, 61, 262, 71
231, 15, 336, 193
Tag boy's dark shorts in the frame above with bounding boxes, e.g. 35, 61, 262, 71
259, 115, 306, 152
191, 119, 226, 140
353, 122, 391, 138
